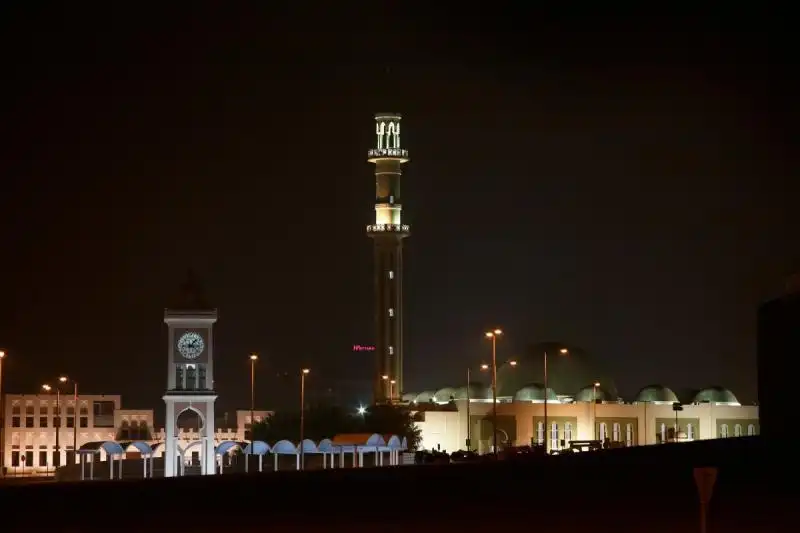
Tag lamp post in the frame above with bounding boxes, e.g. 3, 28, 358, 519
249, 354, 258, 462
466, 366, 471, 450
381, 375, 396, 402
42, 384, 61, 469
672, 402, 684, 442
0, 350, 6, 476
59, 376, 78, 464
484, 329, 502, 459
300, 368, 310, 470
592, 381, 600, 441
543, 348, 568, 454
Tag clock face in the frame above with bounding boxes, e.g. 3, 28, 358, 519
177, 331, 205, 360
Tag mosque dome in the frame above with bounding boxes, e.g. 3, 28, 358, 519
513, 383, 558, 402
693, 386, 740, 405
496, 342, 616, 398
635, 384, 679, 404
401, 392, 417, 402
432, 387, 457, 403
451, 382, 491, 401
575, 384, 612, 402
413, 390, 436, 403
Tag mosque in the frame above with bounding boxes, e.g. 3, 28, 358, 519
406, 342, 759, 454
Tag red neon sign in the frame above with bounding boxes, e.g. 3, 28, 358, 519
352, 345, 376, 352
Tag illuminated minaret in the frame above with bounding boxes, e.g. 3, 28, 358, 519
367, 113, 410, 403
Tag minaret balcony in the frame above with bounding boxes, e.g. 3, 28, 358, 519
367, 224, 410, 235
368, 148, 409, 161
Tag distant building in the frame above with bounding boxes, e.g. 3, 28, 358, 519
1, 393, 271, 477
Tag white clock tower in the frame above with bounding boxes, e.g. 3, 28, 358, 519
163, 273, 218, 477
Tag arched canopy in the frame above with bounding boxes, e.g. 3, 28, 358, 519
298, 439, 319, 453
79, 441, 125, 455
120, 441, 153, 455
366, 433, 386, 447
215, 441, 246, 455
317, 439, 335, 453
386, 435, 402, 449
243, 441, 270, 455
271, 439, 297, 455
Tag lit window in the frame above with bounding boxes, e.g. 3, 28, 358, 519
388, 308, 394, 317
550, 423, 559, 450
388, 270, 394, 279
612, 423, 620, 442
747, 424, 756, 436
687, 423, 694, 440
720, 424, 729, 438
536, 421, 544, 444
625, 423, 633, 446
389, 195, 394, 204
660, 423, 666, 443
734, 424, 742, 437
388, 346, 394, 355
599, 422, 607, 442
564, 422, 573, 444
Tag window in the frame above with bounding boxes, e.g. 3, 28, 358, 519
175, 365, 185, 389
66, 417, 75, 428
26, 405, 34, 415
67, 406, 75, 415
564, 422, 573, 443
40, 406, 49, 415
92, 401, 115, 428
734, 424, 742, 437
389, 195, 395, 204
625, 423, 633, 446
39, 417, 48, 428
388, 270, 394, 279
198, 364, 207, 390
720, 424, 729, 438
11, 451, 20, 467
747, 424, 756, 436
186, 364, 197, 390
25, 416, 34, 428
12, 417, 20, 428
536, 421, 544, 444
52, 450, 60, 467
80, 417, 88, 428
612, 423, 621, 441
388, 346, 394, 355
388, 308, 394, 317
25, 450, 34, 466
550, 423, 559, 450
687, 423, 694, 440
660, 423, 666, 443
599, 422, 607, 441
39, 450, 47, 467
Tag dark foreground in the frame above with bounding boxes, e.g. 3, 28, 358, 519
0, 437, 791, 532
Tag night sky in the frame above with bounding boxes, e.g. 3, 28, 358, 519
1, 6, 794, 416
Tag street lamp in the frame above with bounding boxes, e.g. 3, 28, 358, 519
484, 329, 502, 459
249, 354, 258, 461
300, 368, 310, 470
0, 350, 6, 476
543, 348, 568, 454
42, 383, 62, 469
592, 381, 600, 441
59, 376, 78, 465
382, 375, 396, 401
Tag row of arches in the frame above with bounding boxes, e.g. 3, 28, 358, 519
76, 434, 409, 480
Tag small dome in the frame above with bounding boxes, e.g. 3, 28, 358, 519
693, 386, 740, 405
575, 384, 611, 402
635, 384, 679, 404
413, 390, 436, 403
451, 382, 491, 401
514, 383, 558, 402
401, 392, 417, 402
433, 387, 456, 403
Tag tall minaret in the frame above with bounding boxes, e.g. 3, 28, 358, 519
367, 113, 410, 403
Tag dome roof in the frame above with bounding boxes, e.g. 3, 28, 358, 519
635, 384, 679, 403
514, 383, 558, 402
413, 390, 436, 403
693, 386, 740, 405
451, 382, 491, 401
401, 392, 417, 402
432, 387, 456, 403
575, 384, 611, 402
496, 342, 616, 397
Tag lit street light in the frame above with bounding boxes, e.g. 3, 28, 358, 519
593, 381, 600, 441
59, 376, 78, 465
357, 405, 366, 415
484, 329, 502, 459
300, 368, 310, 470
382, 375, 396, 401
543, 348, 568, 453
0, 350, 6, 476
478, 355, 517, 455
249, 354, 258, 462
42, 383, 62, 469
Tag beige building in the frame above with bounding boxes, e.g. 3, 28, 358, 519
1, 393, 271, 476
412, 385, 758, 454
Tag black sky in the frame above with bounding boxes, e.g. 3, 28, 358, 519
0, 5, 795, 415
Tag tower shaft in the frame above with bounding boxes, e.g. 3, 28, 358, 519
367, 113, 409, 403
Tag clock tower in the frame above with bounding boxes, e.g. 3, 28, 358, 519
163, 272, 218, 477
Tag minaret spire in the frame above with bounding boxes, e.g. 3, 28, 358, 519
367, 112, 410, 403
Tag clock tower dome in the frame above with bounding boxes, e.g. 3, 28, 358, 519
162, 271, 218, 477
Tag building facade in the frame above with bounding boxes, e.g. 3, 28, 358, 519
1, 392, 271, 476
367, 113, 410, 403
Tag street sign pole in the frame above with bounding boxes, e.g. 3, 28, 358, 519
693, 467, 718, 533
